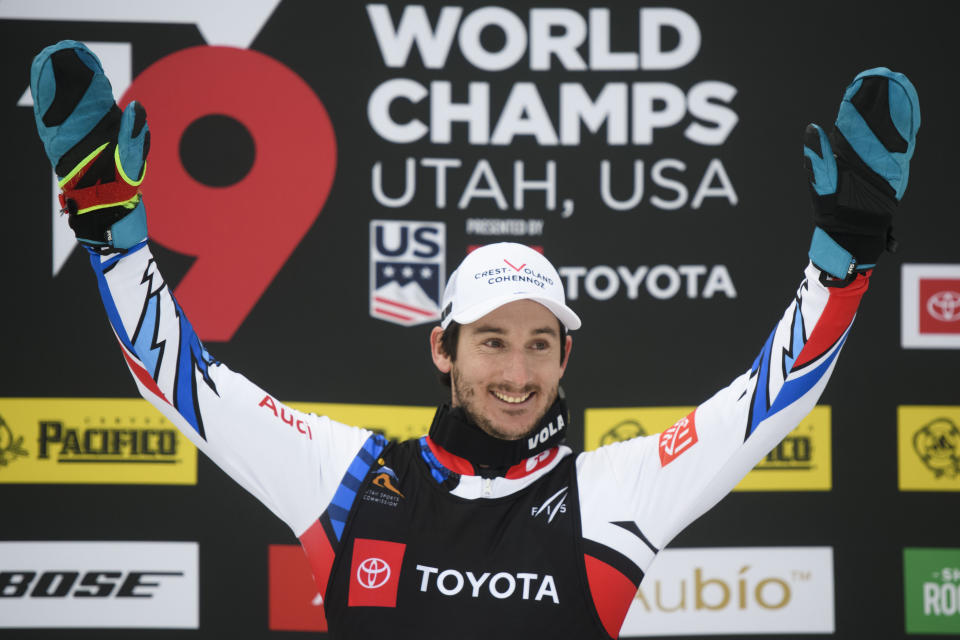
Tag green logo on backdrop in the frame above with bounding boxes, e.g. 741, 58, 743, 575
904, 548, 960, 634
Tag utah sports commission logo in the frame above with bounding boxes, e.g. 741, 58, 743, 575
369, 220, 446, 326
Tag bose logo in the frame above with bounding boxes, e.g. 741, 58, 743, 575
0, 571, 183, 598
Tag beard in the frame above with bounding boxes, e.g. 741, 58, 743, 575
451, 366, 558, 441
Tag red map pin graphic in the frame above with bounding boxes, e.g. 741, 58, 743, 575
121, 46, 337, 341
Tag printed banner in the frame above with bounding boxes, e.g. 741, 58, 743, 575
898, 406, 960, 491
903, 548, 960, 635
0, 398, 196, 485
901, 264, 960, 349
0, 541, 198, 628
621, 547, 834, 636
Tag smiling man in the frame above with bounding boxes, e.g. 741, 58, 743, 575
30, 40, 919, 639
431, 246, 576, 443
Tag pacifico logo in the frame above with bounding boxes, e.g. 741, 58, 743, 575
0, 398, 196, 485
37, 421, 178, 462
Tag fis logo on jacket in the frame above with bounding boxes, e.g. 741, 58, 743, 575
370, 220, 446, 326
530, 486, 568, 523
0, 399, 196, 485
898, 407, 960, 491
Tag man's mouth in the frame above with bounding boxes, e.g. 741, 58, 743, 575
491, 389, 534, 404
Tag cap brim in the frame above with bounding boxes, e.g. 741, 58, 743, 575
448, 293, 581, 331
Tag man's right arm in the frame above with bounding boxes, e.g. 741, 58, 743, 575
30, 40, 374, 539
91, 241, 373, 538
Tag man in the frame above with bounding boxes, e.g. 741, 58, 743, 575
30, 41, 919, 638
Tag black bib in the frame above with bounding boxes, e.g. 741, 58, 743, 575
322, 439, 609, 639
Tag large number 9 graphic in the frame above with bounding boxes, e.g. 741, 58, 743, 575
121, 46, 337, 342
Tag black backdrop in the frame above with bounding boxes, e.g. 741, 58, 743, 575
1, 1, 957, 638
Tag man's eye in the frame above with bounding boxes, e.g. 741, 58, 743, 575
531, 341, 550, 351
484, 339, 504, 348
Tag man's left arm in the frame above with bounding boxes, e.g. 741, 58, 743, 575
574, 68, 920, 617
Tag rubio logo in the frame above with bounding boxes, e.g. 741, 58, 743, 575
913, 418, 960, 479
0, 415, 28, 467
623, 547, 835, 635
370, 220, 446, 326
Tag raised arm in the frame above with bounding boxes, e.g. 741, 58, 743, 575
30, 41, 376, 539
574, 68, 920, 636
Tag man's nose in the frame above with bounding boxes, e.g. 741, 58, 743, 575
501, 349, 532, 387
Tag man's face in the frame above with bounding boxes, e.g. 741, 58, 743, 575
430, 300, 572, 440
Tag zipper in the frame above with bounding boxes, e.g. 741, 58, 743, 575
482, 477, 493, 498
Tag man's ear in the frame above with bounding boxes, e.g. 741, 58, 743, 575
559, 334, 572, 377
430, 326, 452, 373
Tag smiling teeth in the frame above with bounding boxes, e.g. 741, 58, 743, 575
493, 390, 532, 404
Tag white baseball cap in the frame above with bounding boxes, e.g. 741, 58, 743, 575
440, 243, 581, 330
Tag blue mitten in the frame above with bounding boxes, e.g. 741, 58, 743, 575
803, 68, 920, 280
31, 40, 150, 251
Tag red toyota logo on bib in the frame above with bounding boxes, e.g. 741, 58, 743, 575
348, 539, 406, 607
357, 557, 391, 589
